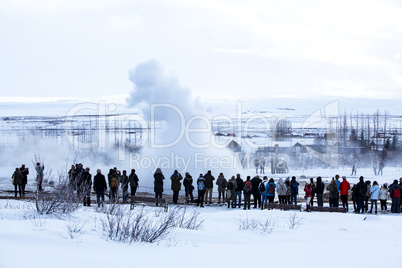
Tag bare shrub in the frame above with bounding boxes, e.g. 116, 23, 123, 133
34, 171, 80, 215
100, 206, 177, 243
64, 219, 87, 239
237, 214, 275, 234
174, 207, 204, 230
288, 212, 304, 229
30, 215, 46, 228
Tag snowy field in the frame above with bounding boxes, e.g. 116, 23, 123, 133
0, 192, 401, 268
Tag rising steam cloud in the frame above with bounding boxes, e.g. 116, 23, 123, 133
127, 60, 203, 122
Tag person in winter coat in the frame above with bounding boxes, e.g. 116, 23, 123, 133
108, 169, 119, 203
284, 177, 291, 204
388, 180, 401, 213
309, 178, 316, 206
251, 175, 262, 208
20, 164, 29, 197
326, 178, 339, 207
369, 181, 380, 214
399, 178, 402, 212
378, 160, 384, 176
81, 167, 92, 206
290, 176, 299, 205
315, 177, 325, 207
129, 169, 139, 197
277, 178, 287, 204
12, 168, 23, 197
170, 170, 183, 204
304, 182, 313, 212
120, 170, 130, 203
35, 162, 45, 191
355, 176, 367, 214
197, 174, 206, 207
266, 178, 276, 204
260, 176, 269, 207
183, 172, 194, 204
364, 181, 371, 213
93, 169, 107, 207
154, 168, 165, 206
351, 184, 358, 212
339, 176, 351, 211
226, 176, 237, 208
234, 174, 244, 208
373, 161, 377, 176
378, 183, 388, 214
243, 176, 252, 210
203, 170, 215, 205
351, 161, 357, 176
216, 173, 227, 204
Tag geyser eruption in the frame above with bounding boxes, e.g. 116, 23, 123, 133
126, 60, 238, 179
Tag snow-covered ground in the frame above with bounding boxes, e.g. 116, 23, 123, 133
0, 193, 401, 268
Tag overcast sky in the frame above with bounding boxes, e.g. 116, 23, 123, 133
1, 0, 402, 100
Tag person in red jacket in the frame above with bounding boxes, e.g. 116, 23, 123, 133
339, 176, 351, 211
304, 182, 313, 212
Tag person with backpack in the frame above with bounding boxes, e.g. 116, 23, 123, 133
170, 170, 183, 204
277, 178, 287, 204
129, 169, 139, 198
355, 176, 367, 214
154, 168, 165, 206
260, 176, 269, 208
339, 176, 351, 211
183, 172, 194, 204
226, 176, 237, 208
251, 175, 262, 208
93, 169, 107, 207
197, 174, 206, 207
315, 177, 325, 207
379, 183, 388, 214
109, 169, 119, 203
369, 181, 380, 214
234, 174, 244, 208
326, 178, 339, 208
290, 176, 299, 205
216, 173, 227, 204
266, 178, 276, 204
203, 170, 215, 205
389, 179, 401, 213
243, 177, 252, 210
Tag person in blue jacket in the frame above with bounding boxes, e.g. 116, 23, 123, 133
369, 181, 380, 214
266, 178, 276, 203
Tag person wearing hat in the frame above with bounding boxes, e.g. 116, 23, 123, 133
154, 168, 165, 206
339, 176, 351, 211
378, 183, 388, 214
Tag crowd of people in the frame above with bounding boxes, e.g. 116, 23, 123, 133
10, 164, 402, 214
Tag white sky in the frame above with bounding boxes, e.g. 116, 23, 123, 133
1, 0, 402, 100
